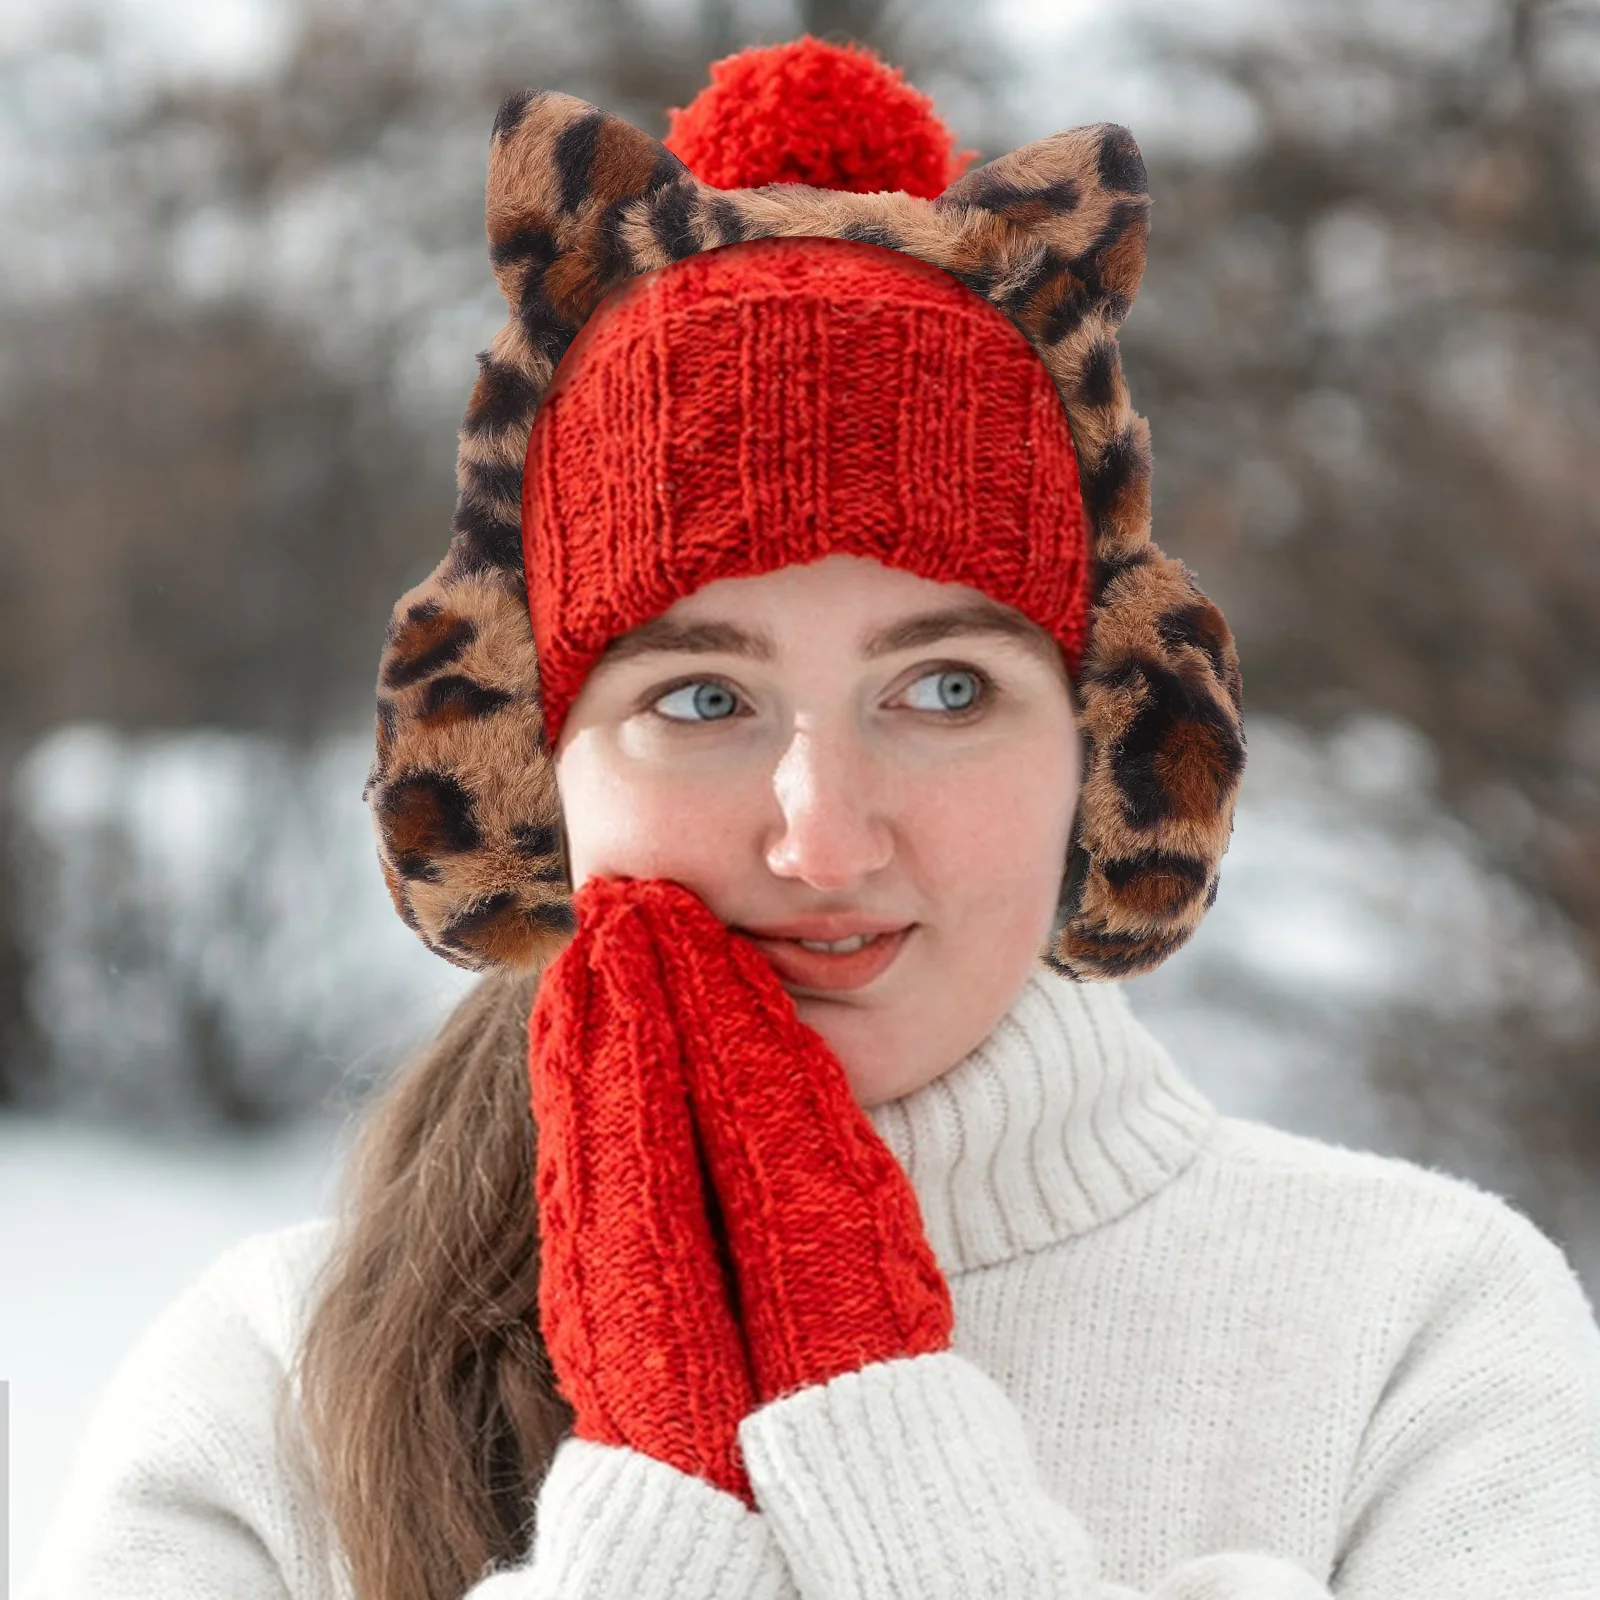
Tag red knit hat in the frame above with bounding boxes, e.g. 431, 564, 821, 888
524, 239, 1090, 750
365, 37, 1248, 982
522, 39, 1090, 750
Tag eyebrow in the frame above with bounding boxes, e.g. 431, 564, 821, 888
597, 598, 1063, 671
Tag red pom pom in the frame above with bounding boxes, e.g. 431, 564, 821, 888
664, 35, 976, 198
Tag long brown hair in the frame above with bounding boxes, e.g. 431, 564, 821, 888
293, 966, 574, 1600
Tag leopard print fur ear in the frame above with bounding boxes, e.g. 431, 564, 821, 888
364, 89, 1245, 978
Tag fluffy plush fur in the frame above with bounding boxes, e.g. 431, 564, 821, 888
365, 90, 1246, 981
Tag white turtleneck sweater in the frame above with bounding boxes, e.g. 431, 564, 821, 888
24, 967, 1600, 1599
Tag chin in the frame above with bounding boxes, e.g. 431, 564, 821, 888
790, 997, 914, 1107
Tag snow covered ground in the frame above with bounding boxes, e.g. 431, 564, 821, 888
1, 1110, 351, 1586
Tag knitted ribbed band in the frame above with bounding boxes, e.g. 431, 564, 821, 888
524, 237, 1090, 753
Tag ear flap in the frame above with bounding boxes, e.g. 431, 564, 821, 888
1049, 563, 1246, 980
365, 91, 1246, 980
930, 128, 1247, 979
360, 93, 686, 973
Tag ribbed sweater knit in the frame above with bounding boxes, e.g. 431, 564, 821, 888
24, 965, 1600, 1598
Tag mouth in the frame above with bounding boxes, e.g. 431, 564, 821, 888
735, 925, 915, 993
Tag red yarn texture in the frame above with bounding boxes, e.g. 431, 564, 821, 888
663, 35, 976, 195
527, 887, 758, 1504
524, 237, 1091, 752
569, 877, 955, 1408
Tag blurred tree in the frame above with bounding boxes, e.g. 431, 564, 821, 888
0, 300, 451, 736
1124, 0, 1600, 1184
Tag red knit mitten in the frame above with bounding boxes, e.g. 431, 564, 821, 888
607, 877, 954, 1406
528, 877, 758, 1502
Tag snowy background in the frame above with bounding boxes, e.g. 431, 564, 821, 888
4, 0, 1598, 1584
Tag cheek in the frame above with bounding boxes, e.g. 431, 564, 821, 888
556, 743, 753, 891
910, 735, 1078, 919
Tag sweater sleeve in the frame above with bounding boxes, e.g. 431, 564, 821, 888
736, 1200, 1600, 1600
466, 1438, 797, 1599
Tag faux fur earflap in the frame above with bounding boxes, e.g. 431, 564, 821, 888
364, 90, 1246, 981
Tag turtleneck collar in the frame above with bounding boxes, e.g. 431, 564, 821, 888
865, 963, 1220, 1278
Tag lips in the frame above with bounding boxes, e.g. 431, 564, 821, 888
737, 925, 914, 993
736, 916, 912, 943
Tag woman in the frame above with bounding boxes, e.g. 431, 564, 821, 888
25, 36, 1600, 1600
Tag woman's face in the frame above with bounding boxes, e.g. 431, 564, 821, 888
553, 553, 1081, 1109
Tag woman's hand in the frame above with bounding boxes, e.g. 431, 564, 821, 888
527, 876, 759, 1503
602, 876, 954, 1407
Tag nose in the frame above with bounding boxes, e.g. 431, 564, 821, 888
764, 721, 895, 891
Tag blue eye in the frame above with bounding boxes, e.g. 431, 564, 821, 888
652, 680, 740, 722
905, 668, 986, 713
